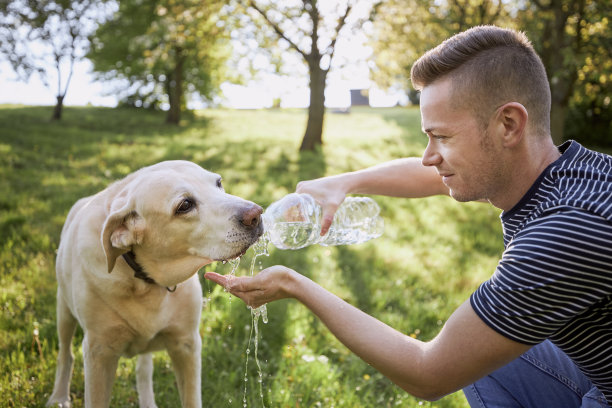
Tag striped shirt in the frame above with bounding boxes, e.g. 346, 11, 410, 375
470, 140, 612, 403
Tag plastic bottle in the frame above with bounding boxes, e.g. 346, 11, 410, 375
261, 193, 384, 250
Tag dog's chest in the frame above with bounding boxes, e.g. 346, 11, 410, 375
118, 309, 183, 356
113, 289, 200, 356
122, 332, 168, 357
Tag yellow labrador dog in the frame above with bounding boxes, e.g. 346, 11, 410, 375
47, 161, 263, 408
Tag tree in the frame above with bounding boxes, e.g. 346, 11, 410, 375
561, 10, 612, 147
0, 0, 106, 120
244, 0, 374, 151
88, 0, 229, 124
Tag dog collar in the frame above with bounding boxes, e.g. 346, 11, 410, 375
122, 251, 177, 292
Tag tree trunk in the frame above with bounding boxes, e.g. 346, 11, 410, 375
300, 64, 327, 151
550, 101, 567, 146
52, 95, 64, 120
548, 70, 575, 145
166, 48, 184, 125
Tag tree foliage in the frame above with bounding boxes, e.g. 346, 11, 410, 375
370, 0, 510, 99
0, 0, 107, 119
564, 13, 612, 147
88, 0, 230, 124
518, 0, 612, 145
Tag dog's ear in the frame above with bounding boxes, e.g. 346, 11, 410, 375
101, 205, 145, 273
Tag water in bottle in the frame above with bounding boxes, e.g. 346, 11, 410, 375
262, 193, 383, 249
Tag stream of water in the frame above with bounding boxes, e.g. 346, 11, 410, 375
225, 235, 270, 407
244, 235, 269, 407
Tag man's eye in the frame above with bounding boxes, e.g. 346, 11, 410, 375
176, 198, 195, 214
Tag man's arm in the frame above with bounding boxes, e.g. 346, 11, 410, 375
298, 158, 449, 198
296, 158, 449, 235
205, 266, 530, 400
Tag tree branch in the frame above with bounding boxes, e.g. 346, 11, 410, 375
488, 0, 503, 24
305, 0, 319, 59
248, 0, 309, 60
451, 0, 467, 31
324, 1, 353, 66
62, 23, 78, 98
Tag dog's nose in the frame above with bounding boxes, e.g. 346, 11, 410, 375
240, 205, 263, 229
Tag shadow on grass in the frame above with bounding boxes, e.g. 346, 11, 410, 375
334, 246, 376, 313
298, 147, 327, 182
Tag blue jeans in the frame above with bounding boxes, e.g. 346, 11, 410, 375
463, 340, 609, 407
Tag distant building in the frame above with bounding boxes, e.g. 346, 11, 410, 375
350, 89, 370, 106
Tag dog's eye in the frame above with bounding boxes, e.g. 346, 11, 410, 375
176, 198, 195, 214
216, 178, 223, 189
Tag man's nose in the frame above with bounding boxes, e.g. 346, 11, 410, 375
421, 139, 442, 167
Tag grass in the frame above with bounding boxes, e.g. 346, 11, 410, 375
0, 105, 504, 407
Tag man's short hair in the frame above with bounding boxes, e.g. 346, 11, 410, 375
411, 25, 551, 136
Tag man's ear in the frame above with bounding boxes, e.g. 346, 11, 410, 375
101, 204, 145, 273
496, 102, 528, 147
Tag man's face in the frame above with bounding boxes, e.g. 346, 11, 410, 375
419, 78, 505, 203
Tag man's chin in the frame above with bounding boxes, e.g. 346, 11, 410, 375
449, 189, 481, 203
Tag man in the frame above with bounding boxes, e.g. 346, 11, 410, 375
205, 26, 611, 407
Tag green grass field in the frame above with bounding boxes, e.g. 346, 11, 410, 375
0, 105, 504, 407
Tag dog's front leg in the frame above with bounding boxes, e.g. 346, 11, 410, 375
136, 353, 157, 408
82, 333, 120, 408
166, 332, 202, 408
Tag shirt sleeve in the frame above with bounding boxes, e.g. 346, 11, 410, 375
470, 209, 612, 345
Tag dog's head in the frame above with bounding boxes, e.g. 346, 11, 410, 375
101, 161, 263, 287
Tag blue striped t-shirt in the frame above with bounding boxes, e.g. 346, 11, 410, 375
470, 140, 612, 403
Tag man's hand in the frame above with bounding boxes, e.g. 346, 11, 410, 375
204, 265, 298, 308
296, 176, 348, 236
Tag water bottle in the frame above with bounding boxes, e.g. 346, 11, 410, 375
261, 193, 384, 250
